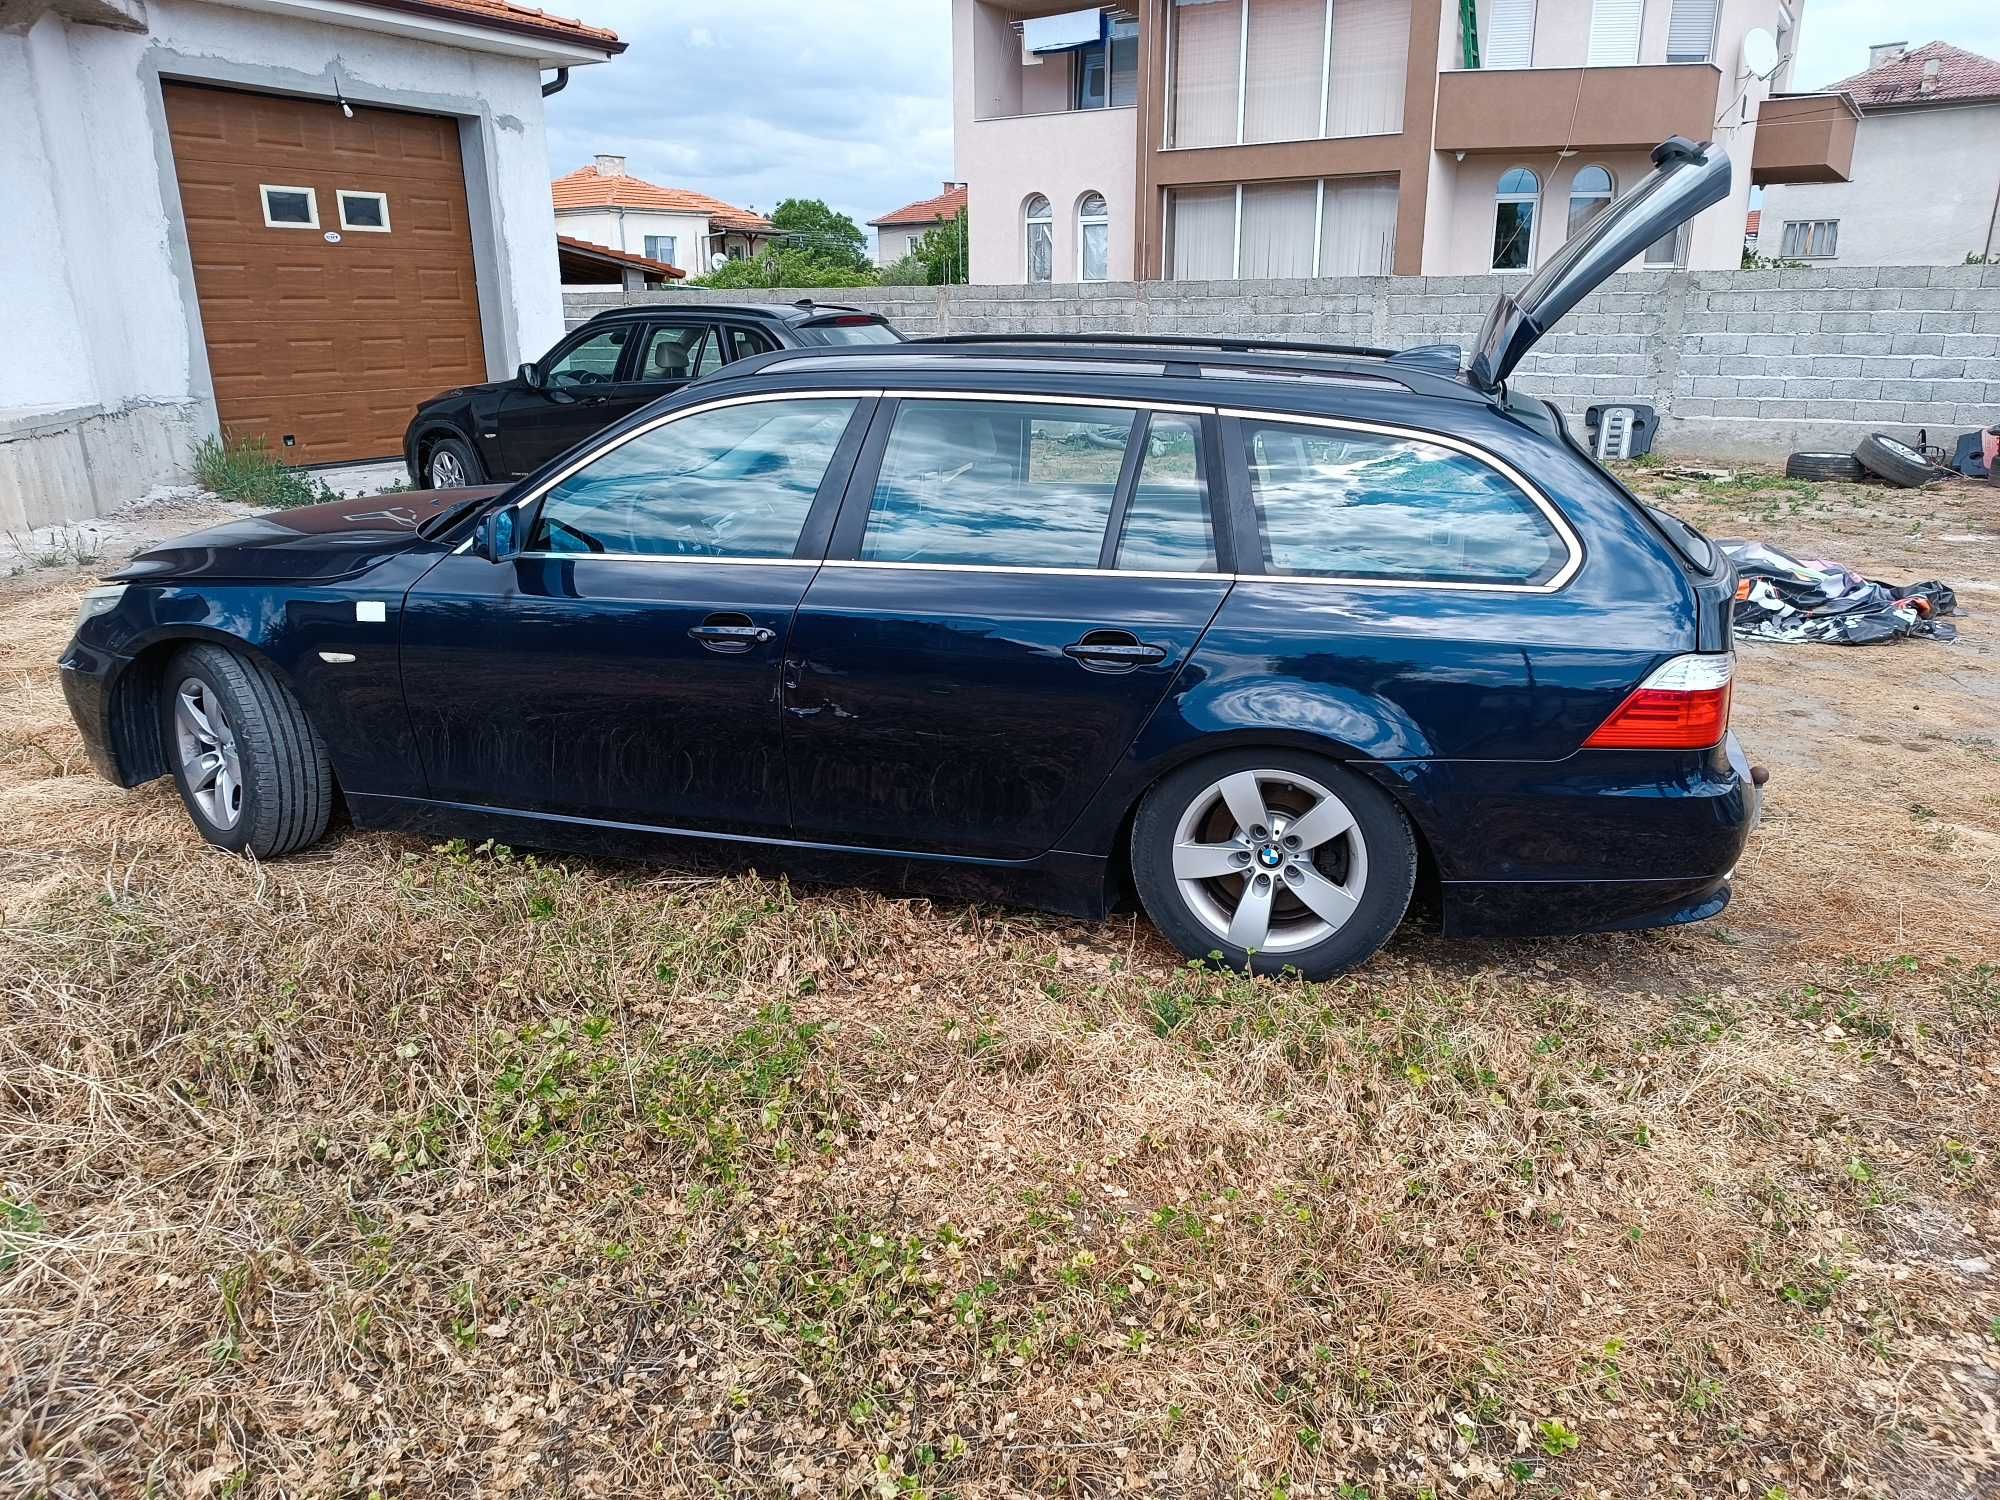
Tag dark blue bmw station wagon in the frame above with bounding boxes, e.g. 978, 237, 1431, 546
60, 139, 1760, 979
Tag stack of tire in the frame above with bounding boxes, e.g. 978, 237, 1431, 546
1785, 434, 1946, 487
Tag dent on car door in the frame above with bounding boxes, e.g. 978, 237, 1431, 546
782, 396, 1233, 860
398, 393, 875, 833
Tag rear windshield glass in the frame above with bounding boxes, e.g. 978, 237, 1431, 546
808, 319, 900, 345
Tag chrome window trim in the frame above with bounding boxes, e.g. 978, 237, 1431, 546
1220, 406, 1585, 593
510, 552, 823, 567
821, 560, 1232, 582
881, 389, 1215, 417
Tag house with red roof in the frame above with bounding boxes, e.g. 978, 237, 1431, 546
1760, 41, 2000, 265
869, 183, 968, 267
553, 156, 777, 278
5, 0, 622, 527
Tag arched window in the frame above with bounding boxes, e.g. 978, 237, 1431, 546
1492, 167, 1539, 270
1077, 191, 1109, 282
1024, 194, 1052, 284
1567, 165, 1614, 238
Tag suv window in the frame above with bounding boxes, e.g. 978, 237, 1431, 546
547, 327, 629, 386
638, 322, 723, 383
860, 400, 1136, 568
727, 325, 779, 360
1243, 420, 1564, 586
529, 398, 858, 558
1111, 414, 1215, 573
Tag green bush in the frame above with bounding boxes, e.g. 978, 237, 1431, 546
191, 434, 340, 508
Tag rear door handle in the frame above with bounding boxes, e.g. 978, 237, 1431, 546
1063, 630, 1169, 669
689, 614, 776, 653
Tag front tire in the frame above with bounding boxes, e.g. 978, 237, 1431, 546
160, 645, 334, 857
423, 435, 483, 490
1131, 750, 1415, 979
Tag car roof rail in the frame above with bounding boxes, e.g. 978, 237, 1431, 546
924, 331, 1398, 359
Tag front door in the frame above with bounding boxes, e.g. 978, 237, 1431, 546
784, 397, 1232, 860
400, 393, 872, 833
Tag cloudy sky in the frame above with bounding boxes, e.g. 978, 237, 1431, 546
545, 0, 2000, 245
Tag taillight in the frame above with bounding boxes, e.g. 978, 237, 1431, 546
1584, 654, 1734, 749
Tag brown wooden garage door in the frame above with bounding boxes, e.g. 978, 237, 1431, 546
164, 82, 489, 465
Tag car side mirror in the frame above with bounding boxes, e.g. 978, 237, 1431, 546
518, 361, 546, 390
471, 504, 519, 562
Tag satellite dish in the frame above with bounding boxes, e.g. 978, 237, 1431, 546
1742, 27, 1779, 80
709, 251, 729, 272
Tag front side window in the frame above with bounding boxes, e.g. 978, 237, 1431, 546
547, 327, 630, 386
1077, 191, 1110, 281
1025, 194, 1053, 283
1566, 165, 1614, 238
1493, 167, 1539, 270
637, 323, 722, 382
1779, 219, 1838, 259
861, 400, 1135, 569
1113, 414, 1216, 573
1243, 420, 1565, 586
530, 398, 858, 558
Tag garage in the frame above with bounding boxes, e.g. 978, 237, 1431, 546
163, 81, 490, 465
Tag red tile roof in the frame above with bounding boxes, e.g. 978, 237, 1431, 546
556, 235, 687, 279
1827, 41, 2000, 108
552, 165, 773, 233
870, 183, 967, 229
366, 0, 621, 50
1745, 208, 1760, 238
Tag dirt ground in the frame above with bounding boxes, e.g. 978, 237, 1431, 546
1, 469, 1996, 1499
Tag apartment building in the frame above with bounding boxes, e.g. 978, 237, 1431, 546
953, 0, 1845, 284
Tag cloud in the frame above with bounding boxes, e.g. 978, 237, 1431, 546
1791, 0, 2000, 87
544, 0, 954, 244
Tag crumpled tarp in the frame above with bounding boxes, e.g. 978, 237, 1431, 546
1719, 540, 1959, 645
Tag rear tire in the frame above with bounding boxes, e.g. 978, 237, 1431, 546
1852, 433, 1938, 488
1130, 749, 1415, 979
1784, 451, 1865, 482
159, 645, 334, 857
423, 435, 484, 490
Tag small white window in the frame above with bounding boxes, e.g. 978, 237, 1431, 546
1566, 165, 1615, 239
1077, 191, 1109, 282
1779, 219, 1838, 259
336, 190, 391, 232
260, 185, 319, 229
1024, 193, 1053, 284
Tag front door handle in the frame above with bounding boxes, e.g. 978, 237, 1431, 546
689, 614, 776, 653
1063, 630, 1169, 670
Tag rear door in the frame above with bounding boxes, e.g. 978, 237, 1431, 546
782, 394, 1232, 859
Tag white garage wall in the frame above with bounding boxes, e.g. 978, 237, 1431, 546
2, 0, 598, 529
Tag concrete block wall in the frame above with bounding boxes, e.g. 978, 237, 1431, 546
564, 264, 2000, 461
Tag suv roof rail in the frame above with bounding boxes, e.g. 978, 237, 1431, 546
924, 331, 1398, 360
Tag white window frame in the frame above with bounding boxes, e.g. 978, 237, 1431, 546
260, 184, 319, 230
335, 189, 392, 233
1492, 168, 1540, 272
1779, 218, 1838, 260
1566, 164, 1615, 239
1076, 192, 1110, 282
1644, 221, 1691, 268
1024, 194, 1054, 283
1164, 0, 1405, 150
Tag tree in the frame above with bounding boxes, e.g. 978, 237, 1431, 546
895, 207, 968, 286
689, 245, 878, 290
767, 197, 870, 272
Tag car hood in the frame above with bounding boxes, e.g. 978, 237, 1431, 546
109, 485, 506, 584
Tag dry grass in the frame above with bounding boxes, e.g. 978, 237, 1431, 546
2, 475, 1998, 1499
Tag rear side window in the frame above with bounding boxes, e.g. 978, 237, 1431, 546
1112, 414, 1216, 573
1242, 421, 1565, 586
861, 400, 1135, 567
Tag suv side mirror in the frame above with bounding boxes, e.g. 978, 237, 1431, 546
517, 361, 546, 390
471, 504, 519, 562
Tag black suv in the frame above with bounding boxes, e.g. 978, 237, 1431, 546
402, 301, 899, 487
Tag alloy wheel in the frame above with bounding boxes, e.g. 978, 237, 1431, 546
428, 447, 466, 488
172, 677, 243, 830
1170, 768, 1368, 955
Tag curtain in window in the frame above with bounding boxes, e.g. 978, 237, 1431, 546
1586, 0, 1643, 66
1244, 0, 1324, 144
1485, 0, 1535, 68
1169, 186, 1237, 280
1666, 0, 1718, 61
1326, 0, 1409, 138
1239, 180, 1317, 278
1168, 0, 1241, 147
1109, 18, 1140, 105
1319, 176, 1398, 275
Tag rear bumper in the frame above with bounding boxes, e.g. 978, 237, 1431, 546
1367, 732, 1761, 939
